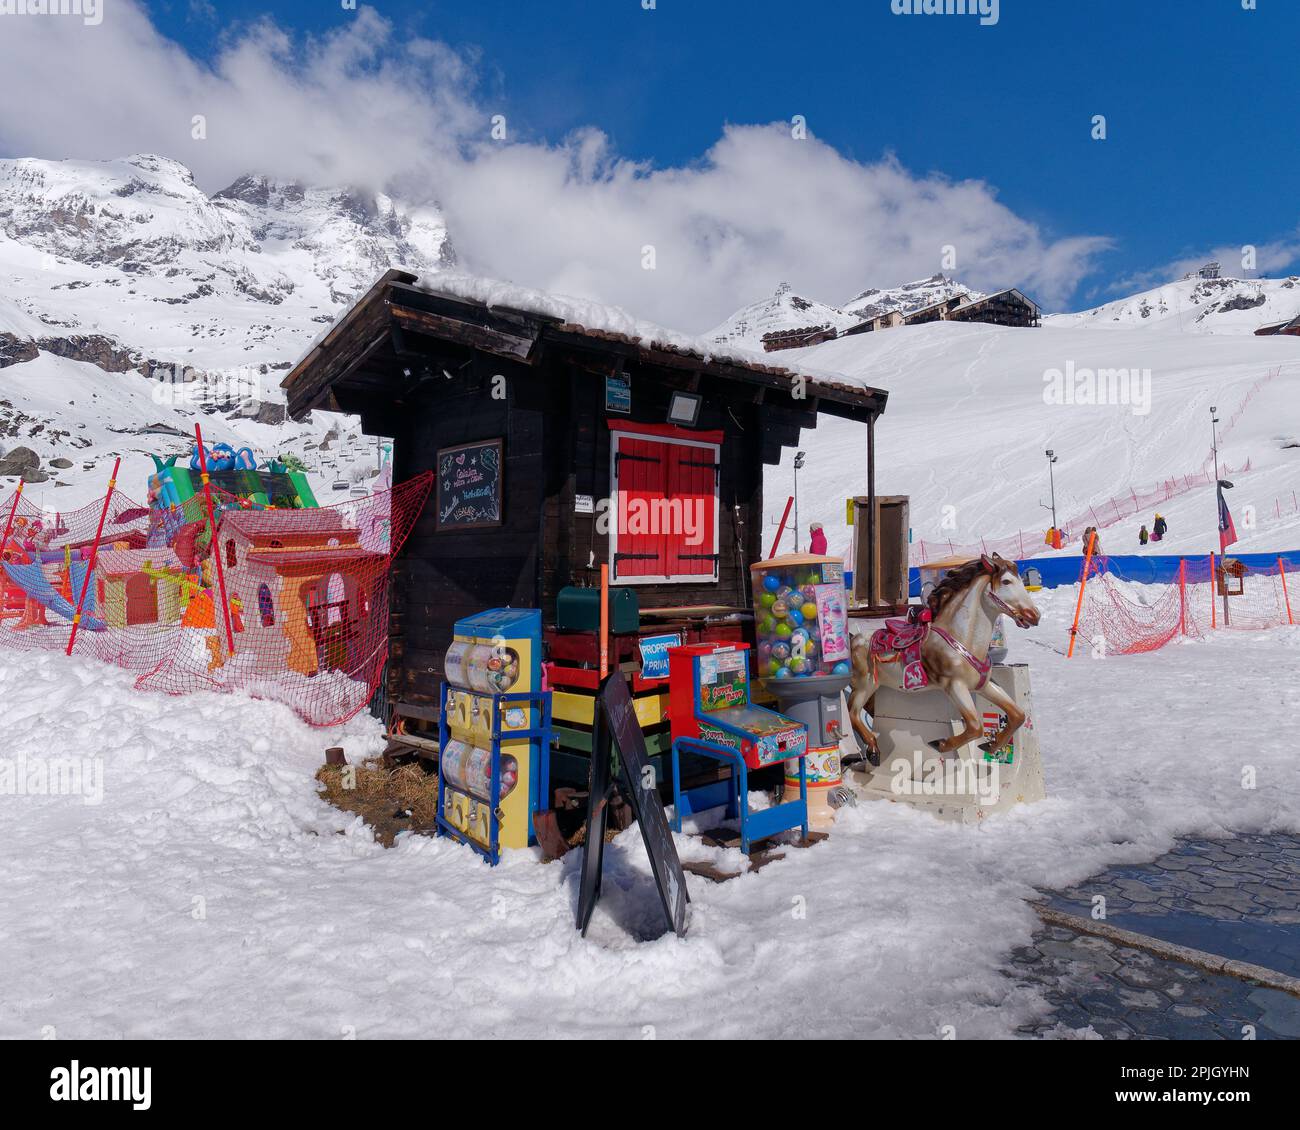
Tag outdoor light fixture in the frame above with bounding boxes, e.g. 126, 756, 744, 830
667, 390, 703, 426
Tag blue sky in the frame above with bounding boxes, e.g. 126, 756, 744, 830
3, 1, 1296, 325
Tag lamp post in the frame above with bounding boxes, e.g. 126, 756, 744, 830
1045, 449, 1059, 535
1211, 406, 1230, 626
793, 451, 806, 553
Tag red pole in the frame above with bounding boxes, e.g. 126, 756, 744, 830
1178, 558, 1186, 636
1209, 554, 1217, 630
0, 481, 24, 563
66, 458, 119, 656
768, 495, 794, 559
195, 425, 236, 655
1067, 529, 1098, 658
1280, 557, 1294, 626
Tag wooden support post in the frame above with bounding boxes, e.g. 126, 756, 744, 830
67, 458, 119, 656
195, 424, 236, 656
1066, 529, 1097, 659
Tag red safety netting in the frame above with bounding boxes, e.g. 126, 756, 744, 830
1072, 555, 1297, 657
0, 472, 432, 725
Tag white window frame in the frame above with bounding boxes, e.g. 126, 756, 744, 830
608, 429, 721, 586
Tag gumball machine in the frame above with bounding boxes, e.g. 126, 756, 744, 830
749, 554, 854, 829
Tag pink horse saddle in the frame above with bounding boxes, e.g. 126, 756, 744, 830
869, 609, 932, 690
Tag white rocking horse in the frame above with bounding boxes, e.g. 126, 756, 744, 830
847, 553, 1041, 762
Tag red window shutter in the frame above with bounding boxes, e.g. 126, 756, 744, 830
664, 443, 717, 577
613, 432, 719, 581
616, 437, 668, 578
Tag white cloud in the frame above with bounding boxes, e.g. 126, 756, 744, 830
0, 2, 1111, 331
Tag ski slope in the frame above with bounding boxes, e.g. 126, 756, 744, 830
767, 319, 1300, 561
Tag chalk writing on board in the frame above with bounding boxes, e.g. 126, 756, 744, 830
436, 439, 503, 529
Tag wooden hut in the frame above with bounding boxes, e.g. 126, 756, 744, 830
281, 270, 889, 732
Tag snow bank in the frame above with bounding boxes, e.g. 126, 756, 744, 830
2, 594, 1296, 1039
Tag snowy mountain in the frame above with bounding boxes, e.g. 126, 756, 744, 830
708, 274, 981, 350
840, 273, 980, 321
0, 154, 453, 506
707, 282, 864, 350
1054, 275, 1300, 335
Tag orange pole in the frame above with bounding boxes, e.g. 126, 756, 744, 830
1209, 554, 1216, 630
195, 425, 236, 655
1280, 557, 1294, 626
1066, 529, 1097, 658
0, 481, 24, 562
67, 458, 119, 655
599, 563, 610, 679
769, 495, 794, 559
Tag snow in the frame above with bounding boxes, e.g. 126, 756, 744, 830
767, 318, 1300, 559
3, 587, 1296, 1039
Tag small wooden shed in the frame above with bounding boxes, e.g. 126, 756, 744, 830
282, 270, 889, 718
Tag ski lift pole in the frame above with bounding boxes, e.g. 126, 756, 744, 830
67, 458, 119, 656
195, 424, 236, 656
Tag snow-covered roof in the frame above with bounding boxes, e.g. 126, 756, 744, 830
284, 268, 888, 416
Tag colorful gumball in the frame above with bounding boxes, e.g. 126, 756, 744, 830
801, 585, 817, 603
759, 615, 775, 634
772, 642, 790, 661
775, 621, 792, 638
772, 600, 789, 618
801, 601, 818, 620
758, 642, 773, 661
774, 666, 792, 679
764, 574, 781, 592
767, 658, 782, 676
789, 654, 806, 674
760, 592, 776, 609
832, 661, 851, 675
787, 607, 804, 628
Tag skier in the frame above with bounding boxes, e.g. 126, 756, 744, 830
1152, 513, 1167, 542
1139, 524, 1149, 546
809, 522, 828, 555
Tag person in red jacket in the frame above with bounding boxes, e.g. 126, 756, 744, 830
809, 522, 828, 555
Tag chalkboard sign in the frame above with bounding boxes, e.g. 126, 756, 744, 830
436, 438, 503, 530
577, 672, 689, 938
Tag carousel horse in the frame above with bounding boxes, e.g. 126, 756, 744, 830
847, 553, 1040, 762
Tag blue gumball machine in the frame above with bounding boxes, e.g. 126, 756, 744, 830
749, 553, 855, 829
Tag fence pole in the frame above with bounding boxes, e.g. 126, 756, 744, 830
1067, 529, 1098, 659
1209, 554, 1217, 630
1280, 557, 1294, 626
66, 457, 119, 656
195, 425, 236, 656
1179, 558, 1186, 636
599, 562, 610, 678
0, 481, 24, 563
768, 495, 794, 559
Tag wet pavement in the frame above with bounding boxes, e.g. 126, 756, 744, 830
1008, 834, 1300, 1039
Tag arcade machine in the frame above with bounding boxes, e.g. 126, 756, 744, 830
438, 608, 552, 864
668, 642, 809, 854
749, 553, 856, 829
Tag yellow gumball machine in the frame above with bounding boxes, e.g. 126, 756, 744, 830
439, 608, 551, 864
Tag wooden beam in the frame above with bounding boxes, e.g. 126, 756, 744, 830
391, 304, 540, 362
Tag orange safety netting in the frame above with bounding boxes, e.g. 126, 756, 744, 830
1072, 555, 1297, 657
0, 473, 432, 725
